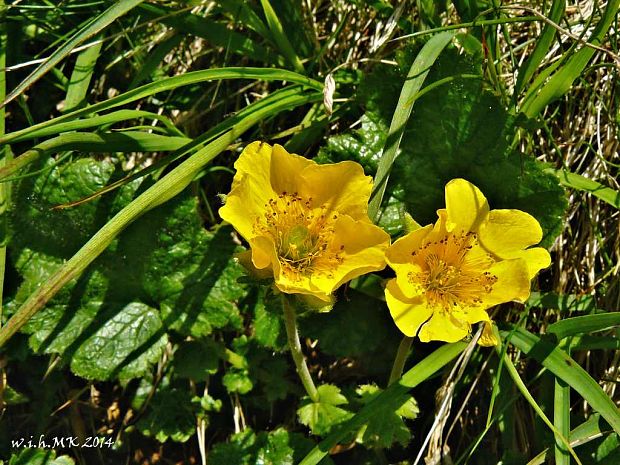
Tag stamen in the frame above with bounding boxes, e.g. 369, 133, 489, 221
253, 192, 343, 281
409, 230, 498, 311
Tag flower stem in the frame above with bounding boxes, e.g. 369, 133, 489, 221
388, 336, 414, 386
282, 295, 319, 402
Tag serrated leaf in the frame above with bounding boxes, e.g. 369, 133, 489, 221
173, 340, 220, 381
355, 384, 419, 448
8, 449, 74, 465
210, 428, 329, 465
253, 290, 287, 351
297, 384, 353, 436
223, 370, 254, 394
136, 385, 197, 443
356, 48, 567, 246
316, 113, 387, 175
69, 302, 167, 381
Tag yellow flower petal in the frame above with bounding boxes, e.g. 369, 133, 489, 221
219, 142, 278, 241
299, 161, 374, 221
269, 143, 315, 194
479, 209, 542, 254
418, 311, 469, 343
484, 258, 531, 305
479, 321, 499, 346
310, 215, 390, 295
385, 280, 433, 337
445, 178, 489, 232
385, 224, 433, 299
453, 305, 490, 325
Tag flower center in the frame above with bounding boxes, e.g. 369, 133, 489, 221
255, 192, 343, 280
409, 231, 497, 311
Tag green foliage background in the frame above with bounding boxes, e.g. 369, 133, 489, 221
0, 1, 618, 464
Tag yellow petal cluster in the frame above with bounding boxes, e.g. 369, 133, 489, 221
385, 179, 550, 346
219, 142, 390, 302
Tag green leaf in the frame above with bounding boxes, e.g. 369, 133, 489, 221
120, 201, 247, 338
553, 169, 620, 209
136, 385, 197, 443
173, 340, 220, 381
355, 384, 419, 448
259, 0, 304, 72
252, 290, 287, 351
64, 39, 102, 112
223, 370, 254, 394
297, 384, 353, 436
316, 113, 387, 175
69, 302, 167, 381
11, 158, 247, 380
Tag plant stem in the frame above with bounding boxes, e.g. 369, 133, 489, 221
388, 336, 414, 386
282, 295, 319, 402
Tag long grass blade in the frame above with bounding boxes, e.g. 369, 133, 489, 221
259, 0, 305, 72
552, 169, 620, 209
0, 67, 322, 146
368, 31, 454, 220
554, 377, 571, 465
1, 0, 145, 109
548, 313, 620, 340
0, 132, 191, 183
64, 36, 102, 112
527, 413, 614, 465
521, 0, 620, 117
504, 326, 620, 436
500, 351, 581, 464
514, 0, 565, 96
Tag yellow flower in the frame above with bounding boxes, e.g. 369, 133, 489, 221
219, 141, 390, 302
385, 179, 550, 346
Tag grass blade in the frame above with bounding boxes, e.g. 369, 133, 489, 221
500, 351, 581, 464
555, 378, 571, 465
514, 0, 565, 96
0, 132, 191, 183
0, 67, 322, 146
259, 0, 305, 72
2, 109, 184, 146
551, 169, 620, 209
504, 326, 620, 436
521, 0, 620, 117
127, 34, 184, 90
0, 87, 321, 348
1, 0, 145, 109
138, 4, 278, 66
64, 38, 102, 112
528, 414, 614, 465
368, 31, 454, 220
548, 313, 620, 340
298, 342, 467, 465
